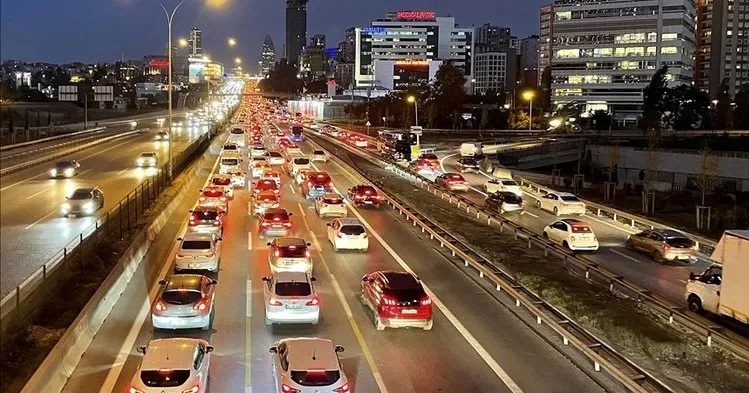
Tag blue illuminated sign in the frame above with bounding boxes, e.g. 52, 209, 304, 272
362, 27, 386, 35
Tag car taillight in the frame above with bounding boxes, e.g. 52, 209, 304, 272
273, 189, 279, 194
213, 220, 220, 226
129, 387, 144, 393
189, 220, 196, 225
371, 195, 380, 200
281, 384, 300, 393
261, 222, 270, 227
333, 383, 350, 393
154, 301, 167, 311
283, 222, 292, 227
663, 244, 671, 250
182, 385, 200, 393
382, 296, 398, 306
362, 233, 368, 238
176, 253, 187, 259
193, 298, 210, 312
420, 297, 432, 306
269, 297, 283, 306
306, 296, 320, 306
206, 252, 216, 258
274, 250, 280, 257
354, 195, 363, 200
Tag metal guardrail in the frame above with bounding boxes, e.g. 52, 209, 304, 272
0, 126, 107, 152
308, 130, 749, 365
516, 178, 719, 257
307, 134, 675, 393
0, 132, 212, 327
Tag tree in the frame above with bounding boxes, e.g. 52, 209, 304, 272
641, 65, 670, 138
591, 110, 612, 132
734, 84, 749, 129
258, 60, 302, 94
695, 143, 721, 229
663, 84, 711, 130
479, 107, 489, 131
714, 78, 733, 130
430, 61, 466, 127
508, 109, 530, 129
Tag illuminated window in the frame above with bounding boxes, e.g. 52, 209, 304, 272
647, 32, 658, 42
662, 33, 678, 41
556, 11, 572, 20
661, 47, 678, 54
593, 48, 613, 57
646, 47, 657, 56
618, 61, 641, 69
555, 49, 580, 58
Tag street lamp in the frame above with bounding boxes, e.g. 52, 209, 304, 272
178, 38, 188, 47
522, 90, 535, 131
407, 95, 418, 127
227, 37, 237, 47
235, 57, 242, 65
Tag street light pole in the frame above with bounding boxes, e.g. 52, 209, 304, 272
156, 0, 188, 181
528, 97, 533, 131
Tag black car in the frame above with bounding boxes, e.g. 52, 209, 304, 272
484, 191, 524, 214
49, 160, 81, 178
456, 157, 479, 173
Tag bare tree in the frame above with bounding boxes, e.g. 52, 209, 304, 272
642, 131, 660, 213
603, 143, 620, 201
696, 145, 720, 205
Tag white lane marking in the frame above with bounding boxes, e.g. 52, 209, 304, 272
610, 249, 643, 264
584, 213, 640, 235
248, 231, 253, 250
297, 202, 306, 216
25, 211, 56, 230
26, 187, 50, 200
245, 278, 252, 391
246, 280, 252, 317
522, 210, 539, 218
0, 173, 45, 192
117, 168, 128, 176
289, 183, 296, 194
78, 169, 92, 176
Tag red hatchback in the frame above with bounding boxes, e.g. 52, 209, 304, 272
252, 178, 280, 195
347, 184, 381, 207
361, 271, 433, 330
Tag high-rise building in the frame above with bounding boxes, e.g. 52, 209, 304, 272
545, 0, 696, 121
338, 28, 357, 64
519, 35, 540, 87
695, 0, 749, 97
538, 4, 553, 86
354, 10, 473, 89
474, 23, 516, 92
189, 27, 202, 57
261, 35, 276, 77
474, 24, 512, 53
300, 44, 327, 81
285, 0, 308, 67
473, 52, 508, 95
311, 34, 326, 49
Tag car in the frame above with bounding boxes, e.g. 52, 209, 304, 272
337, 130, 348, 140
49, 160, 81, 178
262, 272, 320, 325
61, 187, 104, 217
311, 149, 328, 162
418, 153, 440, 167
543, 219, 599, 251
277, 137, 293, 148
222, 142, 240, 154
252, 178, 280, 195
301, 172, 333, 199
409, 159, 435, 176
455, 157, 479, 173
347, 184, 381, 206
250, 134, 263, 145
284, 145, 303, 157
269, 338, 349, 393
267, 237, 313, 274
435, 172, 469, 191
218, 154, 241, 175
136, 152, 159, 167
265, 150, 286, 165
260, 170, 282, 186
175, 232, 221, 272
198, 187, 229, 213
187, 206, 224, 235
327, 218, 368, 252
130, 338, 213, 393
151, 274, 217, 331
258, 208, 293, 238
154, 131, 169, 141
286, 156, 312, 176
322, 125, 338, 136
315, 193, 347, 218
251, 161, 272, 178
361, 271, 433, 330
210, 174, 234, 199
484, 178, 522, 196
484, 191, 524, 214
294, 168, 310, 186
249, 191, 281, 216
251, 144, 267, 157
536, 191, 586, 216
625, 229, 697, 262
352, 135, 368, 147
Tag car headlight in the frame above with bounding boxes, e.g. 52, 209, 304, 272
61, 203, 71, 211
83, 201, 94, 210
50, 169, 57, 176
64, 168, 74, 176
137, 158, 144, 164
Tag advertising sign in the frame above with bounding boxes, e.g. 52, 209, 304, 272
58, 85, 78, 102
93, 85, 114, 102
396, 11, 436, 20
189, 63, 205, 84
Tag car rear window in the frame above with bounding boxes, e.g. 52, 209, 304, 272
162, 290, 202, 305
358, 186, 376, 194
277, 246, 307, 257
313, 150, 324, 155
290, 370, 340, 387
560, 195, 580, 202
461, 159, 477, 165
181, 240, 212, 250
212, 177, 231, 186
448, 174, 465, 180
666, 237, 694, 247
340, 225, 365, 236
309, 174, 331, 184
421, 154, 438, 160
224, 145, 238, 150
501, 193, 522, 203
140, 370, 191, 387
571, 225, 592, 233
264, 212, 288, 221
384, 288, 426, 305
221, 158, 238, 166
323, 196, 343, 204
274, 282, 312, 296
193, 211, 218, 220
231, 128, 243, 134
70, 190, 91, 199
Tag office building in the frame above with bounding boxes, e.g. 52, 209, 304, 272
311, 34, 326, 49
338, 28, 357, 63
300, 40, 327, 81
538, 4, 553, 85
474, 24, 512, 53
474, 23, 517, 92
335, 62, 355, 89
354, 10, 473, 89
373, 59, 442, 91
546, 0, 696, 122
519, 35, 540, 87
473, 53, 508, 95
285, 0, 308, 67
189, 27, 202, 57
695, 0, 749, 97
261, 35, 276, 77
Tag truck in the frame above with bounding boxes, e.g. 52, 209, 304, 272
685, 230, 749, 325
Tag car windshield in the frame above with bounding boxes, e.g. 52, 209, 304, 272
310, 174, 331, 184
277, 246, 307, 257
421, 154, 438, 160
212, 177, 231, 186
290, 370, 340, 387
294, 158, 310, 165
181, 240, 212, 250
55, 161, 73, 168
69, 190, 92, 199
140, 370, 191, 387
224, 145, 237, 150
221, 158, 239, 166
340, 225, 365, 236
141, 153, 156, 158
231, 128, 244, 134
313, 150, 324, 155
193, 211, 218, 220
571, 225, 592, 233
501, 180, 519, 186
560, 195, 580, 202
162, 290, 202, 305
274, 282, 312, 296
666, 237, 694, 247
269, 152, 282, 157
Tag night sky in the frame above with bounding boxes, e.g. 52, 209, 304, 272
1, 0, 547, 70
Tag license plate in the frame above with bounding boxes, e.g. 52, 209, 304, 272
273, 224, 282, 228
286, 303, 302, 309
364, 201, 373, 204
189, 263, 200, 268
401, 309, 417, 314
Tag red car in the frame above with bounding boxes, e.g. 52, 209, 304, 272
435, 172, 469, 192
347, 184, 381, 206
252, 178, 280, 195
361, 271, 433, 330
302, 172, 333, 199
258, 208, 293, 238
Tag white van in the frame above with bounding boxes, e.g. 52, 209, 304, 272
219, 153, 242, 175
460, 142, 483, 157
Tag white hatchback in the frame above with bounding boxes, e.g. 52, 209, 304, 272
315, 193, 347, 218
484, 178, 522, 196
268, 237, 313, 274
327, 218, 368, 252
175, 232, 221, 272
270, 338, 350, 393
543, 219, 599, 251
263, 272, 320, 325
536, 192, 586, 216
130, 338, 213, 393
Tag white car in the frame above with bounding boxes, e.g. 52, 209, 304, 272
175, 232, 222, 272
151, 274, 216, 331
222, 142, 240, 154
543, 219, 599, 251
270, 338, 350, 393
536, 191, 586, 216
131, 338, 213, 393
136, 152, 158, 167
314, 193, 347, 218
311, 149, 328, 162
251, 162, 271, 178
327, 218, 368, 252
284, 146, 303, 157
218, 155, 241, 175
484, 178, 522, 196
266, 151, 286, 165
267, 237, 313, 274
286, 157, 311, 175
262, 272, 320, 325
251, 145, 267, 157
210, 174, 234, 199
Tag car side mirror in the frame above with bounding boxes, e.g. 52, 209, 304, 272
269, 347, 278, 354
326, 223, 331, 227
310, 276, 317, 281
266, 242, 272, 246
137, 346, 146, 354
206, 345, 214, 353
335, 345, 345, 353
262, 276, 270, 282
158, 280, 166, 285
177, 237, 183, 241
288, 213, 293, 216
689, 272, 697, 281
362, 277, 369, 282
306, 242, 312, 246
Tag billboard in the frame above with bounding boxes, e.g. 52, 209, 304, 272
203, 63, 224, 81
189, 63, 205, 84
58, 85, 78, 101
93, 85, 114, 102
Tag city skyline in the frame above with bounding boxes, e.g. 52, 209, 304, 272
0, 0, 547, 67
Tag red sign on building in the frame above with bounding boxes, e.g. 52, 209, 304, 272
396, 11, 436, 20
148, 59, 170, 68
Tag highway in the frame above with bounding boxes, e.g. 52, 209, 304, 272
58, 111, 608, 393
0, 113, 206, 297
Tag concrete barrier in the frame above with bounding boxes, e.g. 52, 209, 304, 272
18, 136, 220, 393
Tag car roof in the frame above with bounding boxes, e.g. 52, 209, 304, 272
377, 271, 421, 290
273, 271, 311, 284
655, 229, 687, 238
560, 218, 587, 226
164, 274, 204, 291
554, 192, 577, 197
283, 338, 340, 371
142, 338, 203, 370
74, 187, 95, 193
274, 237, 307, 247
193, 205, 221, 212
337, 218, 362, 226
182, 232, 214, 241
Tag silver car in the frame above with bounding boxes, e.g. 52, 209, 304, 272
151, 274, 216, 330
270, 338, 349, 393
136, 152, 158, 167
175, 232, 222, 272
267, 237, 313, 274
262, 272, 320, 325
61, 187, 104, 217
314, 193, 347, 218
132, 338, 212, 393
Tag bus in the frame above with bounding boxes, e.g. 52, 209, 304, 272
378, 130, 417, 162
290, 124, 304, 142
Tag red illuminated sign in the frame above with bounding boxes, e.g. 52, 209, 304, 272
395, 60, 430, 66
148, 59, 170, 68
396, 11, 436, 20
